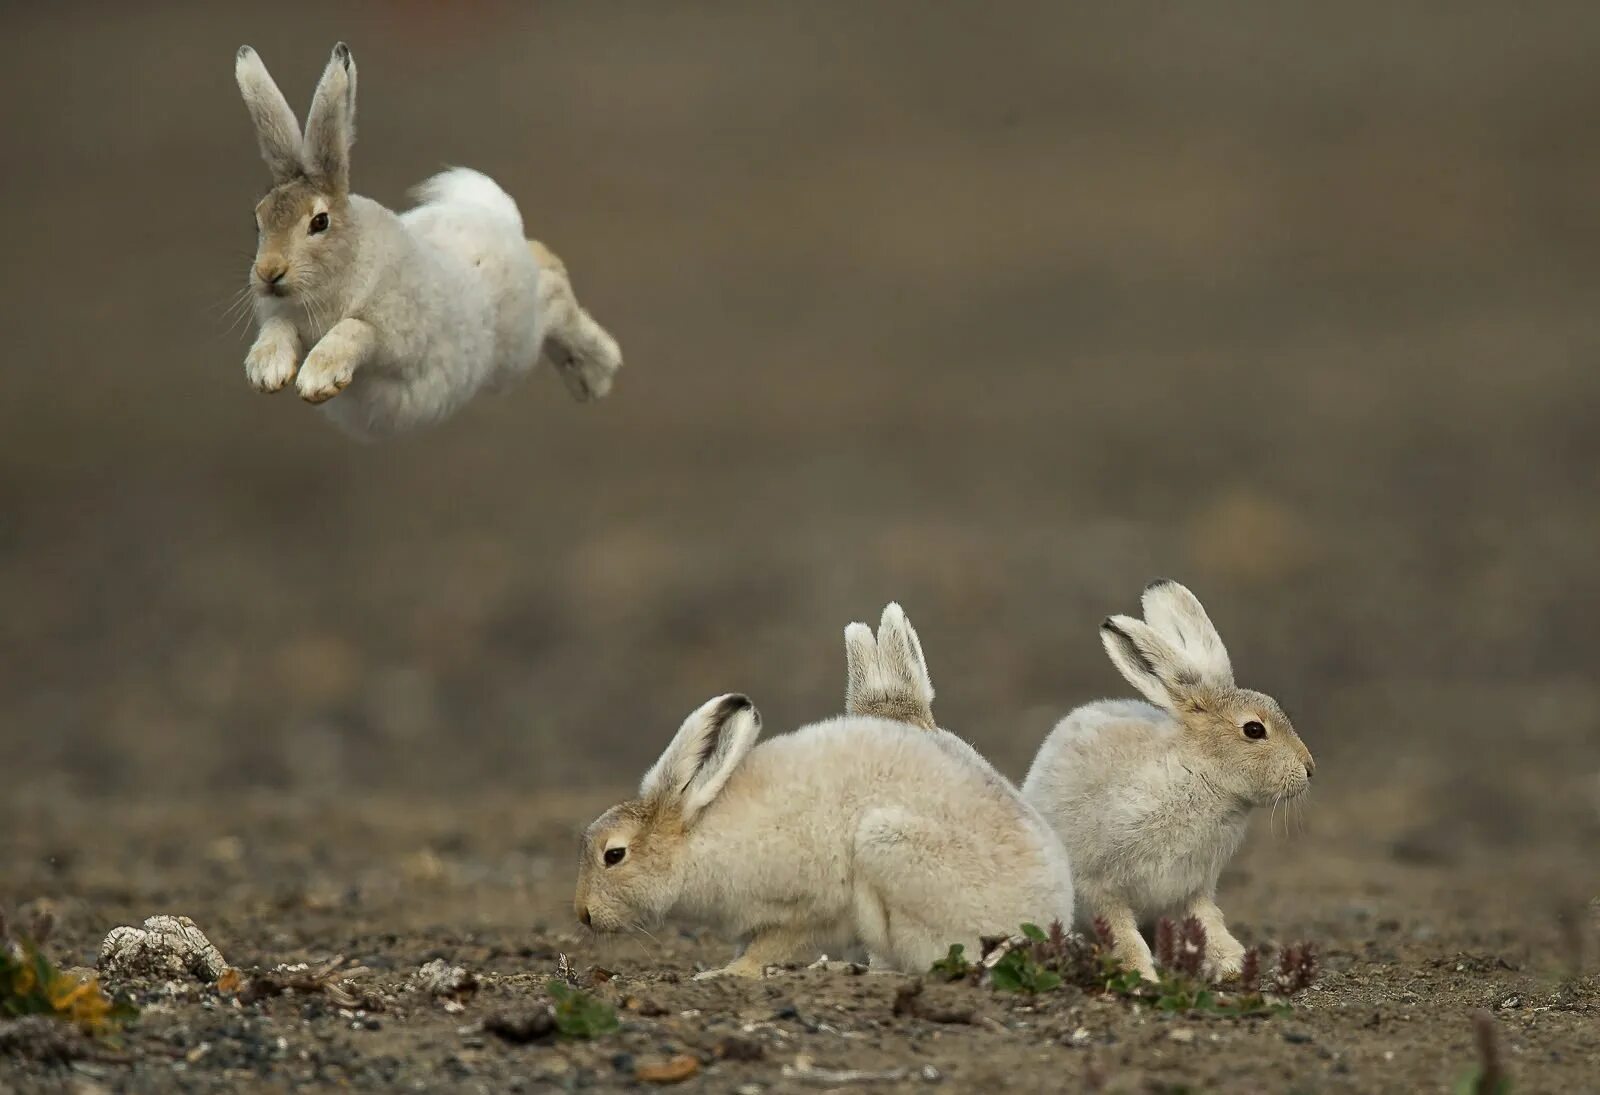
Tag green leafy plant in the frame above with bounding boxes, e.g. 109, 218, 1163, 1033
1, 910, 137, 1034
988, 924, 1063, 994
546, 979, 619, 1038
929, 943, 972, 982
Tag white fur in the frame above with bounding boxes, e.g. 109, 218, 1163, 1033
1022, 580, 1313, 982
236, 44, 621, 439
578, 695, 1075, 977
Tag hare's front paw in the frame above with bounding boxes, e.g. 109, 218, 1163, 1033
244, 330, 301, 393
1205, 940, 1246, 983
296, 347, 356, 404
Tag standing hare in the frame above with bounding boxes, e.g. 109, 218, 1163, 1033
1022, 580, 1314, 981
236, 43, 621, 439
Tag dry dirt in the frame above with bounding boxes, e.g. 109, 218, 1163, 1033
3, 2, 1599, 1092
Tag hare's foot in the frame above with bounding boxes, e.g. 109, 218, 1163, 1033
244, 319, 302, 393
1186, 896, 1246, 982
692, 928, 811, 980
297, 318, 375, 404
1097, 904, 1157, 982
530, 240, 623, 402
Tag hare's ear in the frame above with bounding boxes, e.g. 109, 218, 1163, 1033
1140, 579, 1233, 688
844, 622, 879, 715
640, 694, 761, 824
302, 43, 356, 194
844, 603, 936, 730
1100, 616, 1190, 710
236, 47, 303, 183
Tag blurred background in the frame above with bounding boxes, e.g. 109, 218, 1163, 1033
2, 3, 1597, 919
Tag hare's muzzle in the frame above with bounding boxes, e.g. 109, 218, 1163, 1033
253, 262, 289, 295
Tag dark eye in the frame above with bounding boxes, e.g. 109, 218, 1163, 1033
603, 847, 626, 867
309, 212, 330, 234
1243, 720, 1267, 740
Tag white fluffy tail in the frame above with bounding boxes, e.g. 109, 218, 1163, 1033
413, 167, 524, 234
845, 602, 937, 731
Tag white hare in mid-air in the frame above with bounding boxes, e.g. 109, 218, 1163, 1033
574, 691, 1074, 977
1021, 579, 1314, 982
235, 43, 621, 439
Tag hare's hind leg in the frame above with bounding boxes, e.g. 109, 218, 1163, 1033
852, 807, 982, 973
528, 240, 622, 402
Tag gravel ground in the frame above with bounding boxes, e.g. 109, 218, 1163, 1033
4, 3, 1600, 1092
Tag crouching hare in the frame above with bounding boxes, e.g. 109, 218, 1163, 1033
236, 43, 621, 439
575, 693, 1074, 977
1021, 580, 1314, 982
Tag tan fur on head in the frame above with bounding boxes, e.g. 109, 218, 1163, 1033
574, 694, 760, 933
250, 181, 354, 299
1099, 580, 1312, 804
238, 44, 359, 302
574, 798, 686, 933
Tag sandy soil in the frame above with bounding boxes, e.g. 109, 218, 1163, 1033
3, 2, 1599, 1091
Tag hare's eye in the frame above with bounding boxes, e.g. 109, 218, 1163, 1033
603, 847, 626, 867
1242, 720, 1267, 740
308, 212, 330, 234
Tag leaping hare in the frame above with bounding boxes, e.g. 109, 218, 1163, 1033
235, 43, 621, 439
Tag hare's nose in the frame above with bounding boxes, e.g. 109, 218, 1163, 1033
578, 906, 592, 928
255, 262, 287, 285
1304, 758, 1316, 780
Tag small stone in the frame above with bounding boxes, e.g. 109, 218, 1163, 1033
98, 916, 228, 982
712, 1035, 765, 1061
1168, 1027, 1195, 1044
412, 959, 477, 999
635, 1054, 701, 1084
484, 1008, 555, 1044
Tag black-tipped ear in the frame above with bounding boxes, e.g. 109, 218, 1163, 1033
235, 46, 304, 184
640, 693, 763, 824
1099, 615, 1182, 710
694, 695, 756, 771
1101, 619, 1155, 677
302, 42, 356, 193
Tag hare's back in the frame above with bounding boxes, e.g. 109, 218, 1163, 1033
786, 717, 1054, 853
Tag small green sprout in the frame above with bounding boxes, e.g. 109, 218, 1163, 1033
546, 980, 619, 1038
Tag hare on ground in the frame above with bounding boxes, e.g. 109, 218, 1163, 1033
1021, 580, 1314, 982
575, 692, 1074, 977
